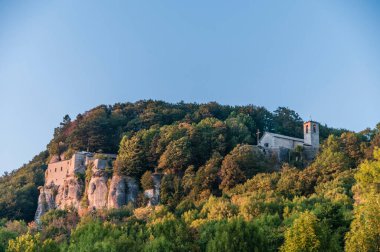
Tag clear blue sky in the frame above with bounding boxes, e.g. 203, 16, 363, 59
1, 0, 380, 173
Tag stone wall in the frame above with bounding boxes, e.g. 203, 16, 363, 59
45, 159, 71, 186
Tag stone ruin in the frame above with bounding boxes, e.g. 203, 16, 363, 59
35, 151, 162, 223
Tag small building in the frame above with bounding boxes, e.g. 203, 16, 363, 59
258, 121, 320, 161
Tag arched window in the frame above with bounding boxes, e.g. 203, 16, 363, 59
313, 124, 316, 133
61, 167, 63, 171
55, 168, 57, 172
306, 125, 309, 133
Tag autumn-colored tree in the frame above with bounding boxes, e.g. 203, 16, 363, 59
345, 148, 380, 251
141, 171, 154, 191
158, 137, 192, 173
220, 144, 269, 191
281, 212, 321, 252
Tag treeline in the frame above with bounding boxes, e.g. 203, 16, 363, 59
47, 100, 345, 158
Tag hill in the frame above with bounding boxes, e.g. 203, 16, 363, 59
1, 100, 379, 251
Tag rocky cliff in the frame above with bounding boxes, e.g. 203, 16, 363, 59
35, 163, 160, 222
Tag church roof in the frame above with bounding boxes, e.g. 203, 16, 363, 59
261, 132, 304, 142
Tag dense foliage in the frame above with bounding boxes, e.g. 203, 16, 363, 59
1, 100, 379, 251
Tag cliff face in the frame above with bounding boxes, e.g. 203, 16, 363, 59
36, 155, 160, 221
88, 171, 109, 210
107, 176, 138, 209
56, 177, 84, 210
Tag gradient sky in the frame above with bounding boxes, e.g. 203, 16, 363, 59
1, 0, 380, 173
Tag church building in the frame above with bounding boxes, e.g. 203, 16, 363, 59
258, 121, 320, 161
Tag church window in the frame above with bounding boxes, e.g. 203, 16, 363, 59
55, 168, 57, 172
61, 167, 63, 171
313, 124, 316, 133
306, 125, 309, 133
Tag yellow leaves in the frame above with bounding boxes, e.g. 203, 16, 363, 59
280, 211, 321, 252
133, 207, 154, 221
201, 196, 238, 221
373, 147, 380, 161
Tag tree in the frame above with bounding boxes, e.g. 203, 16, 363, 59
272, 107, 303, 138
193, 152, 222, 198
281, 212, 321, 252
345, 194, 380, 252
115, 135, 146, 177
0, 228, 17, 252
191, 118, 227, 165
198, 218, 261, 252
67, 220, 145, 252
345, 148, 380, 251
220, 145, 269, 191
225, 113, 255, 149
158, 137, 192, 173
8, 233, 59, 252
160, 175, 183, 208
146, 217, 196, 252
181, 166, 195, 195
141, 171, 154, 191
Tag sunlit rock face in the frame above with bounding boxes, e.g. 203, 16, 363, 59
36, 152, 166, 222
55, 177, 84, 210
88, 171, 109, 210
108, 175, 127, 209
35, 185, 57, 223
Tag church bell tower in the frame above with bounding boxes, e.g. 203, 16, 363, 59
304, 121, 319, 148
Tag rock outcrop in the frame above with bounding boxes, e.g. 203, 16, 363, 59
88, 171, 109, 210
107, 175, 127, 209
107, 176, 139, 208
35, 152, 162, 221
55, 176, 84, 210
35, 184, 57, 223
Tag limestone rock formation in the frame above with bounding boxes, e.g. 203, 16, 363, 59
35, 184, 57, 223
88, 171, 109, 210
126, 176, 139, 204
107, 175, 126, 209
107, 176, 139, 208
35, 152, 164, 221
55, 177, 84, 210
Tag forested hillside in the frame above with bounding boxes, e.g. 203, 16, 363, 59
1, 100, 379, 251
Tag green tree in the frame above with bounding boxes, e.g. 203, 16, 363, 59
199, 218, 261, 252
272, 107, 303, 138
281, 212, 321, 252
141, 171, 154, 191
345, 193, 380, 252
146, 217, 196, 252
68, 219, 145, 252
115, 135, 146, 176
345, 148, 380, 251
220, 145, 269, 191
158, 137, 192, 173
0, 228, 17, 252
8, 233, 59, 252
